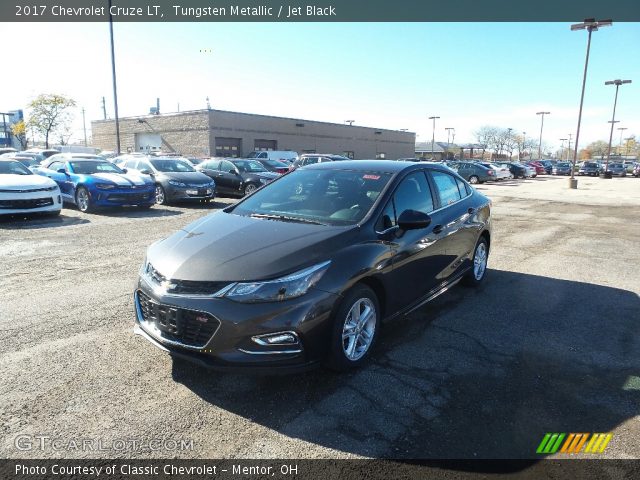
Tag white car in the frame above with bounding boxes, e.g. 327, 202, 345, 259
0, 159, 62, 216
480, 162, 512, 180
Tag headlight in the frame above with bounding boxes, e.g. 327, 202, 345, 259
168, 180, 187, 187
225, 261, 331, 303
95, 183, 116, 190
259, 178, 268, 184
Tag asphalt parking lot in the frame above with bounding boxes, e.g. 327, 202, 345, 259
1, 175, 639, 461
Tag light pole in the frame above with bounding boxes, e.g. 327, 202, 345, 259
428, 116, 439, 160
569, 18, 612, 188
567, 133, 573, 162
560, 138, 567, 159
82, 107, 87, 147
617, 126, 628, 155
345, 120, 355, 126
536, 111, 550, 160
604, 79, 631, 172
108, 0, 121, 155
445, 127, 454, 160
624, 136, 633, 156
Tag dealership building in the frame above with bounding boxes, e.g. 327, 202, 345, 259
91, 109, 415, 160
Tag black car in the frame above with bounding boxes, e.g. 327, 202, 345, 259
552, 162, 572, 175
497, 162, 527, 179
196, 158, 278, 196
253, 158, 290, 175
134, 160, 492, 372
117, 156, 215, 205
578, 162, 600, 176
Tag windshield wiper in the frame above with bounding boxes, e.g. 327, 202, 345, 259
249, 213, 325, 225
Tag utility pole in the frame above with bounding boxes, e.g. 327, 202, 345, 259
101, 97, 107, 120
82, 108, 87, 147
567, 134, 573, 162
617, 127, 627, 156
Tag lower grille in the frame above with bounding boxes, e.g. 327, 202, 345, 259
136, 290, 220, 348
107, 193, 153, 203
0, 197, 54, 209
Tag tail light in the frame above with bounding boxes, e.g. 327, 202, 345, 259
488, 170, 494, 175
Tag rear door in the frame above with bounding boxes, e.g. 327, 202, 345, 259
218, 160, 242, 193
44, 160, 74, 200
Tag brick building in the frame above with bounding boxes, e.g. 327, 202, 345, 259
91, 109, 415, 160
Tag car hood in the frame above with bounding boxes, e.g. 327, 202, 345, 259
147, 211, 356, 282
157, 171, 212, 184
246, 171, 279, 181
0, 173, 58, 190
90, 172, 152, 186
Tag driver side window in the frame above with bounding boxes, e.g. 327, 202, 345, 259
375, 171, 434, 231
220, 161, 236, 173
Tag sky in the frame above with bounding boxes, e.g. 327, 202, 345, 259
2, 21, 639, 152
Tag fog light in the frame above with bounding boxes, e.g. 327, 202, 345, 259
251, 331, 299, 346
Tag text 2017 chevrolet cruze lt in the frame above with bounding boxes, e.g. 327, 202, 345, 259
134, 160, 492, 372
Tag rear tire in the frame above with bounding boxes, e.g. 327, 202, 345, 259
462, 237, 489, 287
326, 285, 380, 372
469, 175, 480, 184
243, 183, 258, 196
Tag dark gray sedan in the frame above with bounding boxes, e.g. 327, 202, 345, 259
446, 161, 496, 184
552, 162, 572, 175
605, 163, 627, 177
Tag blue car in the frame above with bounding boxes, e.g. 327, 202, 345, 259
33, 154, 156, 212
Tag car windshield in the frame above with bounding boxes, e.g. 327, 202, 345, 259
246, 152, 260, 158
557, 163, 570, 167
150, 159, 195, 172
611, 164, 623, 168
584, 163, 598, 168
0, 160, 32, 175
266, 160, 288, 168
231, 169, 393, 226
233, 160, 267, 173
70, 161, 124, 174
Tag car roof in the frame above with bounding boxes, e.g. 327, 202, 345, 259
305, 159, 457, 174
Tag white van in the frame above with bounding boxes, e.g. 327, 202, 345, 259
247, 150, 298, 163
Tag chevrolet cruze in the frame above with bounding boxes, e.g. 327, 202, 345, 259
134, 160, 492, 372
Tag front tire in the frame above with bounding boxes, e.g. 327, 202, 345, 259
243, 183, 258, 196
75, 187, 92, 213
326, 285, 380, 372
155, 184, 167, 205
462, 237, 489, 287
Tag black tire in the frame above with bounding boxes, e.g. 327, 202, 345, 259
326, 284, 380, 372
75, 186, 92, 213
462, 236, 489, 287
155, 184, 167, 205
243, 183, 259, 196
468, 175, 480, 184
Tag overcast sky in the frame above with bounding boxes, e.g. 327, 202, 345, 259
2, 22, 638, 151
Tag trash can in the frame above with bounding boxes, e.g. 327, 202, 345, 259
602, 171, 613, 179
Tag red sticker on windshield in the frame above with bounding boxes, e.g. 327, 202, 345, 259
363, 174, 380, 180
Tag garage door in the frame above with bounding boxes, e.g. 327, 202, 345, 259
254, 139, 277, 151
135, 133, 162, 152
214, 137, 242, 158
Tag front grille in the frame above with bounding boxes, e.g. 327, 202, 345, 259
136, 290, 220, 348
145, 263, 230, 296
0, 197, 54, 209
0, 186, 56, 193
106, 193, 153, 202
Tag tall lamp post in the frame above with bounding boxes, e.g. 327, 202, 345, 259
604, 79, 631, 172
617, 126, 628, 155
569, 18, 612, 188
560, 138, 567, 159
108, 0, 121, 155
567, 133, 573, 162
429, 116, 439, 160
536, 111, 550, 160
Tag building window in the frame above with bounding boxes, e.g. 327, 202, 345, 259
343, 151, 354, 159
376, 152, 386, 159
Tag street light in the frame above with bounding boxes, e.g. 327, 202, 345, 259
617, 126, 628, 155
429, 116, 439, 160
345, 120, 355, 126
567, 133, 573, 162
604, 79, 632, 171
560, 138, 567, 158
624, 136, 633, 156
108, 0, 121, 155
536, 111, 550, 160
569, 18, 612, 187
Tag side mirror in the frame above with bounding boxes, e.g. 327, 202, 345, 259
57, 168, 67, 175
121, 168, 128, 173
140, 169, 151, 175
398, 209, 431, 231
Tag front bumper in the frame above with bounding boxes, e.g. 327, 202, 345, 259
91, 187, 156, 207
0, 189, 62, 215
133, 276, 339, 372
166, 185, 215, 201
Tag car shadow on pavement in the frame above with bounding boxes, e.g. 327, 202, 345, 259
0, 213, 90, 229
90, 207, 184, 218
171, 270, 640, 467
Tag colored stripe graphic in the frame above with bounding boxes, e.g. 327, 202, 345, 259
585, 433, 613, 453
537, 433, 565, 454
538, 433, 613, 454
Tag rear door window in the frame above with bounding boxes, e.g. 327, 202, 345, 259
432, 171, 463, 207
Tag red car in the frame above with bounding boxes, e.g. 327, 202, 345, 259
526, 162, 546, 175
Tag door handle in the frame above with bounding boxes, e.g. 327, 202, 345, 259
432, 225, 444, 235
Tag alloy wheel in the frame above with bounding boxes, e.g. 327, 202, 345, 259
244, 184, 257, 195
76, 188, 89, 212
155, 185, 165, 204
341, 298, 377, 361
473, 242, 488, 280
